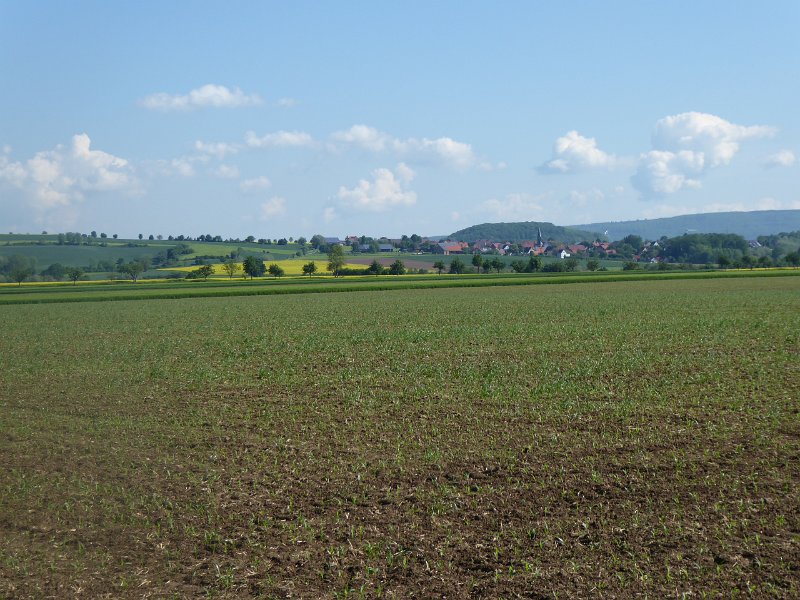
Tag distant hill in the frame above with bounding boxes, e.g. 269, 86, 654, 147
571, 210, 800, 241
449, 221, 598, 243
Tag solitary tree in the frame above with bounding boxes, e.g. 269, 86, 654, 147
118, 261, 145, 282
10, 267, 33, 286
222, 259, 240, 278
472, 253, 484, 272
366, 260, 383, 275
242, 255, 266, 279
586, 259, 600, 272
433, 260, 445, 275
449, 257, 465, 274
268, 263, 285, 277
327, 244, 345, 277
525, 255, 542, 272
302, 261, 317, 276
66, 266, 84, 285
195, 264, 214, 280
490, 257, 505, 273
388, 259, 406, 275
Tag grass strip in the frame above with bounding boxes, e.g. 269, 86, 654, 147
1, 268, 797, 305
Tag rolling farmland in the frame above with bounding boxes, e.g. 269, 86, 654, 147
1, 276, 798, 597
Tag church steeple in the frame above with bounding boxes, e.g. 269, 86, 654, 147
537, 227, 543, 246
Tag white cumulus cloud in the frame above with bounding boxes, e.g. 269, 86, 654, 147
245, 130, 314, 148
331, 124, 389, 151
331, 124, 486, 170
539, 131, 619, 173
239, 176, 272, 193
631, 150, 705, 195
194, 140, 240, 159
335, 164, 417, 212
259, 197, 287, 219
632, 112, 776, 198
214, 164, 240, 179
762, 150, 796, 168
141, 84, 263, 110
0, 134, 136, 209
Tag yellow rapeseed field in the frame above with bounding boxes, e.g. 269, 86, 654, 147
162, 259, 366, 277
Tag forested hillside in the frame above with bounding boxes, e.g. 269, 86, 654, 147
572, 210, 800, 240
450, 222, 598, 243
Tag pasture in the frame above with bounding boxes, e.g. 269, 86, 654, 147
0, 277, 798, 598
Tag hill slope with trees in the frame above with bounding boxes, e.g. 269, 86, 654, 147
571, 210, 800, 240
449, 222, 598, 243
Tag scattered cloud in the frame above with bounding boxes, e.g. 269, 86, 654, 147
259, 197, 287, 219
276, 97, 297, 108
214, 164, 240, 179
395, 162, 415, 183
0, 155, 27, 188
632, 112, 775, 198
145, 154, 208, 178
751, 197, 800, 210
451, 211, 462, 222
0, 133, 136, 210
323, 206, 337, 223
166, 157, 199, 177
331, 124, 489, 170
194, 140, 240, 159
482, 193, 546, 221
332, 125, 390, 152
335, 164, 417, 212
569, 188, 606, 207
756, 197, 781, 210
239, 176, 272, 193
140, 84, 263, 110
762, 149, 796, 168
701, 202, 749, 213
245, 130, 314, 148
539, 131, 619, 173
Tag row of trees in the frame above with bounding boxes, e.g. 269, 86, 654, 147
0, 255, 86, 285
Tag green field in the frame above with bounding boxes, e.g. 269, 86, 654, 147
0, 234, 308, 274
1, 277, 798, 597
1, 269, 796, 305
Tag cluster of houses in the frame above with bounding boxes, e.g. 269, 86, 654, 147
434, 239, 615, 258
326, 229, 620, 259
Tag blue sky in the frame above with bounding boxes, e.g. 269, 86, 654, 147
1, 1, 798, 239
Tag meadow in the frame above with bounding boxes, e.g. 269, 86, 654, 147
0, 277, 798, 598
0, 234, 305, 273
